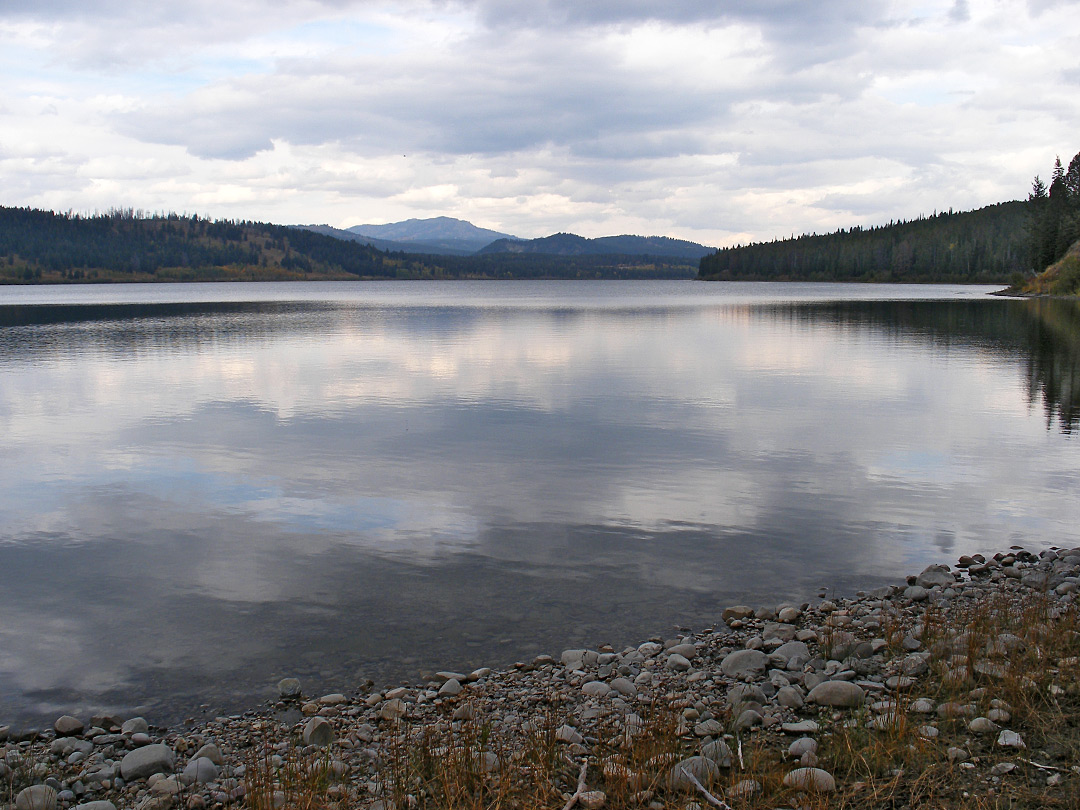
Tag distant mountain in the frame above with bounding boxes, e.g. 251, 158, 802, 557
479, 232, 715, 259
347, 216, 515, 254
296, 224, 469, 256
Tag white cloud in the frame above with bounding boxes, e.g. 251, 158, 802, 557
0, 0, 1078, 244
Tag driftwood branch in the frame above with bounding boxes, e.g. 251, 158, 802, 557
560, 758, 589, 810
679, 767, 733, 810
736, 736, 744, 770
1019, 757, 1070, 773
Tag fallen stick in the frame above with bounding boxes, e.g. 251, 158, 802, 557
1019, 757, 1070, 773
679, 767, 734, 810
737, 736, 744, 770
560, 758, 589, 810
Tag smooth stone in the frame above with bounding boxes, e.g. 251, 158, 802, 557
772, 641, 810, 664
555, 725, 583, 745
193, 743, 223, 765
74, 803, 117, 810
438, 678, 463, 697
17, 786, 57, 810
666, 653, 691, 672
699, 739, 732, 768
778, 606, 802, 623
582, 681, 611, 697
434, 671, 468, 682
120, 744, 175, 781
916, 564, 954, 589
667, 643, 697, 659
720, 649, 768, 679
776, 686, 804, 709
783, 767, 836, 793
968, 717, 999, 734
578, 790, 606, 809
735, 709, 763, 730
788, 737, 817, 758
904, 585, 929, 601
781, 720, 819, 734
806, 680, 865, 708
277, 678, 301, 699
667, 756, 720, 791
302, 717, 334, 747
609, 677, 638, 697
121, 717, 149, 735
380, 699, 406, 721
54, 715, 84, 737
693, 719, 723, 737
183, 757, 220, 784
318, 693, 346, 705
721, 606, 754, 622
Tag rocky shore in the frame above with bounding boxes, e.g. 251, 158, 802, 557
3, 546, 1079, 810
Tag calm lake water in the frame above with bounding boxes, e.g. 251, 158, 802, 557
1, 280, 1078, 728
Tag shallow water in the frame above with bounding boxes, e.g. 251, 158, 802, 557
0, 280, 1077, 727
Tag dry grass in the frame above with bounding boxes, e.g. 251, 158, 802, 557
233, 581, 1078, 809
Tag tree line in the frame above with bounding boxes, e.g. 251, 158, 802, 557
697, 202, 1029, 283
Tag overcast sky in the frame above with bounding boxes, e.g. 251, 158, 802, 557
2, 1, 1078, 245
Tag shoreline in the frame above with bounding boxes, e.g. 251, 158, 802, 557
3, 546, 1079, 809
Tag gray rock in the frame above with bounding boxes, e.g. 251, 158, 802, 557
917, 565, 954, 589
121, 717, 149, 735
806, 680, 865, 708
277, 678, 301, 699
667, 643, 697, 659
997, 730, 1026, 748
968, 717, 999, 734
700, 739, 732, 767
783, 767, 836, 793
54, 715, 84, 737
555, 725, 583, 745
720, 649, 768, 680
781, 720, 819, 734
667, 756, 720, 791
193, 743, 223, 765
120, 744, 175, 781
438, 678, 463, 697
666, 653, 691, 672
16, 786, 57, 810
609, 677, 637, 697
581, 681, 611, 697
735, 709, 763, 730
788, 737, 818, 758
183, 757, 220, 784
380, 699, 406, 721
772, 641, 810, 666
693, 719, 723, 737
904, 585, 929, 601
776, 686, 804, 709
302, 717, 334, 748
721, 606, 754, 622
74, 803, 117, 810
561, 649, 586, 666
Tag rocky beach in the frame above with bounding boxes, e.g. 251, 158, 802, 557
3, 546, 1079, 810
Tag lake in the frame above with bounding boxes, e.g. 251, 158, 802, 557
1, 280, 1078, 728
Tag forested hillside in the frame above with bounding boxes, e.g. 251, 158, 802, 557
0, 207, 697, 283
0, 207, 444, 283
1021, 151, 1080, 295
698, 202, 1028, 283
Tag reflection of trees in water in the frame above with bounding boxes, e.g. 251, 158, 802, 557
766, 298, 1080, 434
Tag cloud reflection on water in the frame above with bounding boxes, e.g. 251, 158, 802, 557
0, 283, 1077, 727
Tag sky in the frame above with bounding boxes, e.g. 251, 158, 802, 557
1, 1, 1079, 247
